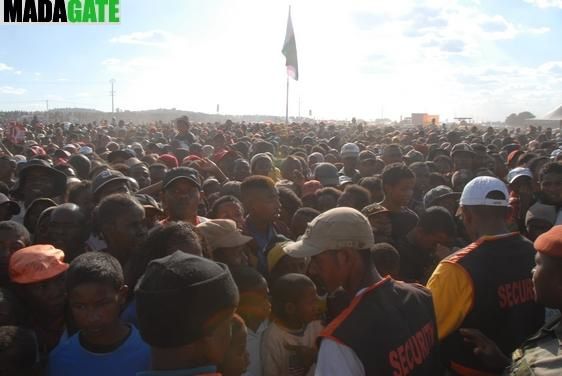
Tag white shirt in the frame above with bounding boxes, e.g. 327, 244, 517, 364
243, 320, 269, 376
314, 339, 365, 376
315, 287, 369, 376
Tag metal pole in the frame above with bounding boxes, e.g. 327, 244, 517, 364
110, 79, 115, 114
285, 76, 289, 125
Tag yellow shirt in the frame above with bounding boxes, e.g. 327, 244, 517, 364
426, 261, 474, 340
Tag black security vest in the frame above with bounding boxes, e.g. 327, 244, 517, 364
441, 233, 545, 375
320, 277, 442, 376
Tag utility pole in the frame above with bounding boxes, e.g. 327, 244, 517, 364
110, 79, 115, 115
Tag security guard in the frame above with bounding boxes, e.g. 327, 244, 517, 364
461, 225, 562, 375
427, 177, 544, 374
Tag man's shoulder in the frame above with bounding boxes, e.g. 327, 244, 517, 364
511, 315, 562, 374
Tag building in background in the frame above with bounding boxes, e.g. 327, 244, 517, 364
412, 113, 440, 126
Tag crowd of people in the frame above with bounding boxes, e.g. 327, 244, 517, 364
0, 115, 562, 375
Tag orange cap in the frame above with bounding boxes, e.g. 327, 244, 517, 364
534, 225, 562, 258
9, 244, 69, 284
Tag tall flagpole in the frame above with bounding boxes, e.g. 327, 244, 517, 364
285, 76, 289, 124
282, 5, 297, 126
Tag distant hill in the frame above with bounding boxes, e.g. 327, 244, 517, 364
0, 108, 311, 124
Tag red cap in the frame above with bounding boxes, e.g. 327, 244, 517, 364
534, 225, 562, 258
183, 155, 202, 163
302, 180, 323, 198
9, 245, 69, 284
157, 154, 179, 169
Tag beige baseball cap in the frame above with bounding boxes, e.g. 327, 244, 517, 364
196, 219, 253, 252
285, 207, 374, 258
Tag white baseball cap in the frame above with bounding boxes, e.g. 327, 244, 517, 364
459, 176, 508, 207
284, 207, 374, 258
507, 167, 533, 184
340, 143, 360, 159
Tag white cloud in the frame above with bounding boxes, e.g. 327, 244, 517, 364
0, 86, 26, 95
92, 0, 556, 121
109, 30, 178, 47
0, 63, 14, 72
524, 0, 562, 8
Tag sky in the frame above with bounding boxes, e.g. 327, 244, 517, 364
0, 0, 561, 122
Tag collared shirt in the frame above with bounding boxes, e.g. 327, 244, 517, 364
244, 218, 277, 275
243, 320, 269, 376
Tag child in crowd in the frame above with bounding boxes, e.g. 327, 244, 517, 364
230, 266, 271, 376
241, 176, 285, 274
380, 163, 419, 240
209, 195, 245, 229
48, 252, 150, 376
261, 273, 323, 376
219, 314, 250, 376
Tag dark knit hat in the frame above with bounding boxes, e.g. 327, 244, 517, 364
135, 251, 239, 348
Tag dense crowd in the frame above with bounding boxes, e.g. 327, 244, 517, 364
1, 115, 562, 375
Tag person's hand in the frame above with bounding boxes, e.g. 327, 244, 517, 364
284, 343, 316, 370
460, 328, 510, 370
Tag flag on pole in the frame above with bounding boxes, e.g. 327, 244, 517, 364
282, 7, 298, 81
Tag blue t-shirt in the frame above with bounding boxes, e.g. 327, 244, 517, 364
48, 325, 150, 376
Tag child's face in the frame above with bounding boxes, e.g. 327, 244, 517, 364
216, 202, 245, 229
385, 178, 415, 207
247, 189, 280, 223
69, 282, 126, 341
295, 285, 320, 324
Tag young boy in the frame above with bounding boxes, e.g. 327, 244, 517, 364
380, 163, 419, 241
261, 273, 323, 376
241, 176, 286, 274
47, 252, 150, 376
135, 251, 239, 375
230, 266, 271, 376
